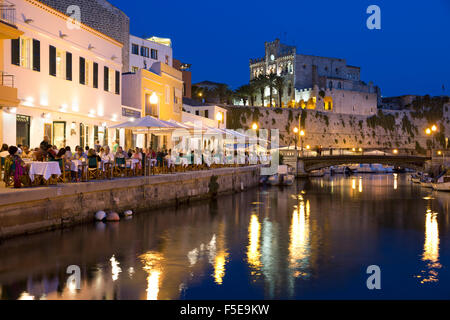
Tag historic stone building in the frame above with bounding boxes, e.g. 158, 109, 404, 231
249, 39, 380, 116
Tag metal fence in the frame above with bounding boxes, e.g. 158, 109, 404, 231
0, 0, 16, 26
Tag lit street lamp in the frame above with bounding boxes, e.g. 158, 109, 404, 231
425, 124, 438, 156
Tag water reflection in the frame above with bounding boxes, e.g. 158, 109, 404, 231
247, 215, 262, 275
0, 174, 450, 299
139, 252, 163, 300
288, 195, 310, 279
418, 208, 442, 284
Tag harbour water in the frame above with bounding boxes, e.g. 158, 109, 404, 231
0, 174, 449, 300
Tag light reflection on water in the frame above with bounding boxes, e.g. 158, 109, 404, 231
1, 174, 450, 299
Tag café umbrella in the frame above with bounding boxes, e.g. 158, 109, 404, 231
109, 116, 183, 148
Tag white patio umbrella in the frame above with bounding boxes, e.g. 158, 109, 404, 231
109, 116, 183, 148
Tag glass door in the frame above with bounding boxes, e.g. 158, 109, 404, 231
53, 121, 66, 149
16, 115, 30, 147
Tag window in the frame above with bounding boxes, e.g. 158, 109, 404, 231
109, 68, 115, 92
165, 86, 170, 104
11, 37, 40, 71
205, 110, 209, 118
141, 46, 149, 58
131, 66, 139, 73
16, 115, 30, 146
151, 49, 158, 60
115, 70, 120, 95
84, 59, 93, 86
93, 63, 98, 88
66, 52, 72, 81
79, 57, 85, 84
49, 45, 56, 76
53, 121, 66, 149
20, 37, 32, 69
56, 49, 66, 79
104, 66, 109, 91
165, 55, 169, 64
131, 43, 139, 55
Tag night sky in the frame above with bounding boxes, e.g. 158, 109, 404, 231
108, 0, 450, 97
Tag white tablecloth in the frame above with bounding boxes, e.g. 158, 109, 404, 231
126, 159, 140, 169
28, 162, 61, 182
70, 159, 85, 172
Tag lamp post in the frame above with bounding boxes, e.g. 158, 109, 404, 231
293, 127, 299, 150
425, 124, 438, 157
300, 130, 305, 157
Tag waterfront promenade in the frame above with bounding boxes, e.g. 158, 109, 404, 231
0, 166, 260, 240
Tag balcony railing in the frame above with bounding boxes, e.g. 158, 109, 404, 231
0, 71, 15, 88
0, 0, 16, 27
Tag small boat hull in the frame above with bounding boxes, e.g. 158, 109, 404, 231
420, 182, 433, 188
432, 182, 450, 191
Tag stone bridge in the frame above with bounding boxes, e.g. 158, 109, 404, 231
280, 151, 430, 174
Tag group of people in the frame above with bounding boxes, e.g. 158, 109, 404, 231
0, 136, 178, 187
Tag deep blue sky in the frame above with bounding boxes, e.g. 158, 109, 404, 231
108, 0, 450, 97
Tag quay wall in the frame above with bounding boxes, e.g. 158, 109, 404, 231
0, 166, 260, 240
225, 103, 450, 153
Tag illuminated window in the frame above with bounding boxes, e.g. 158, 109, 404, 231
131, 66, 139, 73
84, 59, 93, 86
20, 37, 32, 69
108, 68, 115, 92
55, 49, 66, 79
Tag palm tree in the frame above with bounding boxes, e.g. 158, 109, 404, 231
274, 76, 285, 108
267, 73, 278, 108
252, 75, 268, 107
234, 85, 249, 106
214, 84, 233, 104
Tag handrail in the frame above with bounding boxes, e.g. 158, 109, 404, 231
0, 0, 16, 26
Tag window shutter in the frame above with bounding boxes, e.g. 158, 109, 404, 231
66, 52, 72, 81
115, 70, 120, 95
93, 62, 98, 88
49, 45, 56, 76
104, 66, 109, 91
11, 39, 20, 66
79, 57, 85, 85
32, 39, 40, 71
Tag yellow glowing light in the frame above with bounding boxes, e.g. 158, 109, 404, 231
214, 253, 228, 285
216, 112, 223, 122
431, 125, 437, 132
140, 252, 164, 300
300, 130, 305, 137
394, 173, 398, 190
289, 199, 310, 277
110, 255, 122, 281
358, 177, 363, 193
437, 150, 442, 155
306, 145, 310, 150
425, 128, 432, 135
358, 148, 363, 152
149, 92, 159, 104
352, 178, 356, 190
393, 149, 398, 154
293, 127, 299, 134
423, 210, 439, 263
352, 148, 356, 152
252, 123, 258, 130
247, 215, 261, 272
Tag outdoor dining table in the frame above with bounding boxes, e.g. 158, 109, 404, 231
27, 161, 61, 182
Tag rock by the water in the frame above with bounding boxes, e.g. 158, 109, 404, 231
124, 210, 133, 216
106, 212, 120, 222
95, 211, 106, 221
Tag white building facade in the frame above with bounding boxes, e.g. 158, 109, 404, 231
129, 35, 173, 72
2, 0, 126, 149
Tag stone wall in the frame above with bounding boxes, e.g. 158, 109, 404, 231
226, 104, 450, 152
0, 166, 260, 239
37, 0, 130, 72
